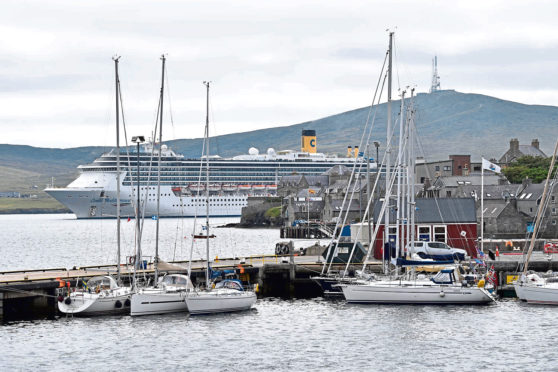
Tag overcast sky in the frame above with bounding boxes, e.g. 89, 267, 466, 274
1, 0, 557, 148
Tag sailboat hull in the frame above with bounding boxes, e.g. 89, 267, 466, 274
514, 283, 558, 305
341, 283, 494, 304
130, 290, 189, 316
185, 290, 257, 315
58, 288, 132, 316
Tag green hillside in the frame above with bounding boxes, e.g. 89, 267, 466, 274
1, 90, 557, 196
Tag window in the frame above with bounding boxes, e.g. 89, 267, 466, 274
433, 225, 447, 243
420, 177, 425, 183
418, 226, 431, 241
553, 195, 556, 203
435, 166, 440, 171
444, 166, 451, 171
446, 191, 452, 197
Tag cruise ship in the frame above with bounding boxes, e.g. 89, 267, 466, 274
46, 130, 375, 218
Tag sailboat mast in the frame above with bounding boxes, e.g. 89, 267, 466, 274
204, 81, 211, 288
384, 32, 393, 271
113, 56, 121, 283
154, 55, 165, 284
396, 90, 405, 263
523, 138, 558, 275
409, 89, 416, 245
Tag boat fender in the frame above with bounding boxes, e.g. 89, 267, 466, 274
124, 298, 131, 307
478, 279, 485, 288
115, 300, 122, 309
64, 297, 72, 305
439, 290, 445, 298
57, 295, 64, 302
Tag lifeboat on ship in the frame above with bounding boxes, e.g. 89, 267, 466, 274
189, 184, 205, 193
208, 184, 222, 192
222, 184, 238, 192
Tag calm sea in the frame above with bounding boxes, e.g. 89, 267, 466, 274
0, 214, 555, 371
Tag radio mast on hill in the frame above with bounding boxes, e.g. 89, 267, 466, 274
430, 56, 441, 93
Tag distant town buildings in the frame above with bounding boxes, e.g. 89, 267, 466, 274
499, 138, 547, 165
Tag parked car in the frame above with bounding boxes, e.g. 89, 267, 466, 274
407, 241, 468, 261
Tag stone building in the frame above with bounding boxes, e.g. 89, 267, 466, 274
499, 138, 547, 165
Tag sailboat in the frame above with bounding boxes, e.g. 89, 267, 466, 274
130, 55, 194, 316
514, 137, 558, 304
185, 82, 257, 315
340, 33, 494, 305
58, 56, 132, 316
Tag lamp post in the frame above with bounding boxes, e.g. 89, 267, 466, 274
373, 141, 380, 164
132, 135, 145, 274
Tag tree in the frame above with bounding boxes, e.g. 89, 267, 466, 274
502, 156, 556, 183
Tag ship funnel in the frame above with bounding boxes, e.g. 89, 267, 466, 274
354, 145, 359, 158
347, 146, 352, 157
301, 130, 317, 153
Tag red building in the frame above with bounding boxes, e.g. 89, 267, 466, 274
369, 198, 478, 259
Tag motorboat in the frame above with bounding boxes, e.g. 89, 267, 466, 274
130, 274, 194, 316
185, 279, 257, 315
58, 276, 132, 316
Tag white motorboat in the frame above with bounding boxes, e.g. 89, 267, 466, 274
58, 276, 132, 316
130, 274, 194, 316
186, 280, 257, 315
341, 268, 495, 305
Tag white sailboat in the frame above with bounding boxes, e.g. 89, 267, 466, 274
58, 57, 133, 316
514, 136, 558, 304
130, 55, 194, 316
185, 82, 256, 315
340, 33, 494, 305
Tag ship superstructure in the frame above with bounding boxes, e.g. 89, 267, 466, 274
46, 130, 375, 218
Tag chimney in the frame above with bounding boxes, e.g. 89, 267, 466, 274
510, 138, 519, 152
347, 146, 352, 157
531, 139, 540, 149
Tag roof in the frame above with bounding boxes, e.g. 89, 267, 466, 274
455, 184, 522, 200
433, 175, 502, 188
518, 145, 546, 158
327, 179, 366, 193
322, 165, 353, 176
328, 198, 362, 212
297, 188, 323, 198
477, 201, 507, 218
373, 198, 477, 224
291, 200, 325, 213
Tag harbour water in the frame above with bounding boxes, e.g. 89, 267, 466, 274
1, 214, 556, 370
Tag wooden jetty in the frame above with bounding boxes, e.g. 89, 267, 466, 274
0, 253, 379, 322
2, 251, 556, 322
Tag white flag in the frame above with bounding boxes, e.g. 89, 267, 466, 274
482, 158, 501, 173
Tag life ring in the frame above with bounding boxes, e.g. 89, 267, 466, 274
128, 256, 136, 265
115, 300, 122, 309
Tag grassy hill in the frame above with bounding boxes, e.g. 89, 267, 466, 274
1, 90, 557, 199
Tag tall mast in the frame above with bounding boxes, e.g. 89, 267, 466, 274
113, 55, 121, 283
204, 81, 211, 288
384, 31, 393, 270
396, 90, 405, 260
154, 55, 165, 284
409, 88, 416, 246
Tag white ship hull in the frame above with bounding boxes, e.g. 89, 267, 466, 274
341, 281, 494, 304
46, 172, 247, 218
130, 289, 189, 316
58, 287, 132, 316
185, 290, 257, 314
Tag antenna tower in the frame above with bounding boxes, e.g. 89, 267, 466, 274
430, 56, 440, 93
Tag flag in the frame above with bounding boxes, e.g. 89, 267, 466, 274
487, 265, 496, 285
308, 189, 316, 194
482, 158, 501, 173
